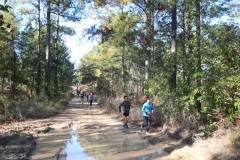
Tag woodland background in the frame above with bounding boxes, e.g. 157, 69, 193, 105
0, 0, 239, 135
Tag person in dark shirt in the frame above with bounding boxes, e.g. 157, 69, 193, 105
80, 91, 84, 104
119, 95, 131, 128
86, 93, 89, 104
76, 87, 80, 97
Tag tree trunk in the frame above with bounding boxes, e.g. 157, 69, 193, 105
195, 0, 202, 112
121, 38, 126, 93
121, 9, 127, 94
54, 7, 60, 96
11, 31, 16, 97
183, 0, 191, 83
144, 0, 154, 92
1, 76, 4, 93
170, 0, 177, 103
36, 0, 41, 95
45, 0, 51, 97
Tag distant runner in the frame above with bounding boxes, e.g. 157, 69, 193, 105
80, 91, 84, 103
86, 93, 89, 104
141, 96, 154, 135
89, 92, 94, 106
76, 87, 80, 97
119, 95, 131, 129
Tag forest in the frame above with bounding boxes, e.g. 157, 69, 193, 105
0, 0, 239, 135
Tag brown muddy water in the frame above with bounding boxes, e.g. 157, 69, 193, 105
31, 124, 168, 160
30, 99, 169, 160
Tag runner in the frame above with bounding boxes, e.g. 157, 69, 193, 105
76, 87, 80, 97
80, 91, 84, 103
119, 95, 131, 128
89, 92, 94, 106
141, 96, 154, 135
86, 93, 89, 104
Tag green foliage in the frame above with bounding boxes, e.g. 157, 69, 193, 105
0, 95, 10, 120
198, 122, 218, 137
97, 97, 106, 106
0, 93, 71, 120
232, 129, 240, 154
59, 99, 69, 107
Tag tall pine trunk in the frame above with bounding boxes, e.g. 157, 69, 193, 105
195, 0, 201, 112
121, 41, 126, 93
11, 30, 16, 97
36, 0, 41, 95
170, 0, 177, 104
45, 0, 51, 96
144, 0, 154, 92
121, 9, 127, 94
54, 7, 60, 96
183, 0, 191, 84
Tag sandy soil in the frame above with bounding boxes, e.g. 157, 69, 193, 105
0, 97, 238, 160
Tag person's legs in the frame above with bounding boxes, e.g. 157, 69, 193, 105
146, 116, 151, 132
90, 100, 93, 106
141, 116, 147, 131
124, 117, 127, 125
126, 115, 131, 124
123, 113, 130, 128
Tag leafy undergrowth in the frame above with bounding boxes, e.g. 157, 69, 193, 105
99, 96, 240, 160
232, 128, 240, 158
0, 93, 72, 122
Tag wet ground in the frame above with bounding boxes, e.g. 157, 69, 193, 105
1, 96, 237, 160
31, 98, 171, 160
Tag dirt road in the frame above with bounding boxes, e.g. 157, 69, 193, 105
1, 96, 237, 160
31, 97, 171, 160
29, 97, 202, 160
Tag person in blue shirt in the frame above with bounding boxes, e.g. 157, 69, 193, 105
89, 92, 94, 106
141, 96, 154, 134
119, 95, 131, 128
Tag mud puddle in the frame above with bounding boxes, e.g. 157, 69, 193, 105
32, 124, 168, 160
30, 98, 169, 160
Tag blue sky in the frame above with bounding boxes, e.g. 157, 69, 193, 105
0, 0, 98, 66
61, 20, 98, 65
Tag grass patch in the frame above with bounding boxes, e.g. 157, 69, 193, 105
0, 93, 72, 121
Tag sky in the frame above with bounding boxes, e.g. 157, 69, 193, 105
0, 0, 98, 67
61, 19, 98, 66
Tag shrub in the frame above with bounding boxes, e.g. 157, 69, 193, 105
232, 129, 240, 154
0, 95, 9, 120
59, 99, 69, 106
98, 97, 106, 106
198, 122, 218, 137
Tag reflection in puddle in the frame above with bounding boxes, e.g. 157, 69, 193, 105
31, 128, 72, 160
64, 127, 93, 160
31, 126, 168, 160
62, 127, 168, 160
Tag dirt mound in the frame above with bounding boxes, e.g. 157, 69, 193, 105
0, 133, 35, 159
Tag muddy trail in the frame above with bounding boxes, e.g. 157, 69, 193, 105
31, 97, 173, 160
1, 96, 237, 160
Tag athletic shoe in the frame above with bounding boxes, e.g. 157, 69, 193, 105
145, 131, 150, 135
123, 124, 128, 128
